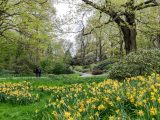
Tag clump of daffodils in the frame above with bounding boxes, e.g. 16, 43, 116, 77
0, 81, 39, 104
36, 74, 160, 119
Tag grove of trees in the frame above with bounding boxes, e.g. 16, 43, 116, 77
0, 0, 160, 75
0, 0, 72, 74
73, 0, 160, 65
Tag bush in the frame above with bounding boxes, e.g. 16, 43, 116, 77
51, 63, 73, 74
40, 58, 73, 75
108, 49, 160, 80
74, 66, 91, 73
108, 63, 142, 80
12, 58, 35, 74
92, 69, 103, 75
93, 58, 118, 72
0, 69, 14, 75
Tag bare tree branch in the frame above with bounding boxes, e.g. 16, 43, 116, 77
83, 18, 112, 36
134, 0, 159, 10
81, 0, 111, 14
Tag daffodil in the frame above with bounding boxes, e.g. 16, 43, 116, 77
137, 110, 144, 116
109, 115, 115, 120
150, 107, 157, 116
98, 104, 105, 110
64, 111, 71, 118
116, 96, 121, 101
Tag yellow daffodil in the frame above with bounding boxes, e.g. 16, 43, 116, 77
64, 111, 71, 118
150, 107, 157, 116
98, 104, 105, 110
137, 110, 144, 116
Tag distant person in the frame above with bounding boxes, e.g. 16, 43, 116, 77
34, 67, 41, 77
38, 67, 42, 77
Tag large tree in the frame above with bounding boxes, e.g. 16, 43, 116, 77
0, 0, 55, 73
81, 0, 160, 54
0, 0, 51, 37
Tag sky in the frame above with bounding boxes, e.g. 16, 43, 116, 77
53, 3, 80, 42
53, 2, 82, 55
54, 3, 70, 17
52, 1, 92, 55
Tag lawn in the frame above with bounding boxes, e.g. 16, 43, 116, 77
0, 74, 106, 120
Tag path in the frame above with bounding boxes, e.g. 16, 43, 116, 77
80, 73, 93, 77
74, 70, 106, 77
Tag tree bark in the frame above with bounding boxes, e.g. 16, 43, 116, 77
119, 13, 137, 54
120, 25, 137, 54
99, 29, 103, 61
119, 27, 124, 62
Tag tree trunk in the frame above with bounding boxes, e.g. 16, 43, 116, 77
155, 35, 160, 48
156, 7, 160, 48
121, 26, 137, 54
99, 38, 102, 61
119, 27, 124, 62
120, 13, 137, 55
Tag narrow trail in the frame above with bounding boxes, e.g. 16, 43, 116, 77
80, 73, 93, 77
74, 70, 106, 77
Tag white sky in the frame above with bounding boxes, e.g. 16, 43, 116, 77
53, 3, 79, 42
53, 3, 81, 55
53, 1, 92, 55
54, 3, 70, 17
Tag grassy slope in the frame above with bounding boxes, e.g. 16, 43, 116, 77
0, 74, 106, 120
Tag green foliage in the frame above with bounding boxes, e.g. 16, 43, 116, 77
51, 62, 73, 75
108, 49, 160, 80
0, 0, 56, 75
0, 69, 14, 76
41, 56, 73, 75
108, 63, 140, 80
74, 66, 83, 72
74, 66, 90, 73
12, 58, 35, 74
94, 58, 119, 71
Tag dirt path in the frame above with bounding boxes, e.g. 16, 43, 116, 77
74, 71, 106, 77
80, 73, 93, 77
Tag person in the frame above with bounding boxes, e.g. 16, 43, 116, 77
38, 67, 41, 77
34, 67, 41, 77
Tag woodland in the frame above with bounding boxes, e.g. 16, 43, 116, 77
0, 0, 160, 120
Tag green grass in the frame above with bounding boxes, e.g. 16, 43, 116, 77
0, 74, 107, 86
0, 74, 106, 120
0, 93, 50, 120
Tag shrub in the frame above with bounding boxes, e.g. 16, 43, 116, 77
108, 63, 142, 80
0, 69, 14, 76
108, 49, 160, 80
74, 66, 83, 72
93, 58, 118, 74
74, 66, 91, 73
51, 63, 73, 74
92, 69, 103, 75
12, 58, 35, 74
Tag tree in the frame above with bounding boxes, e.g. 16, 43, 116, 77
0, 0, 56, 73
81, 0, 160, 54
0, 0, 52, 37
